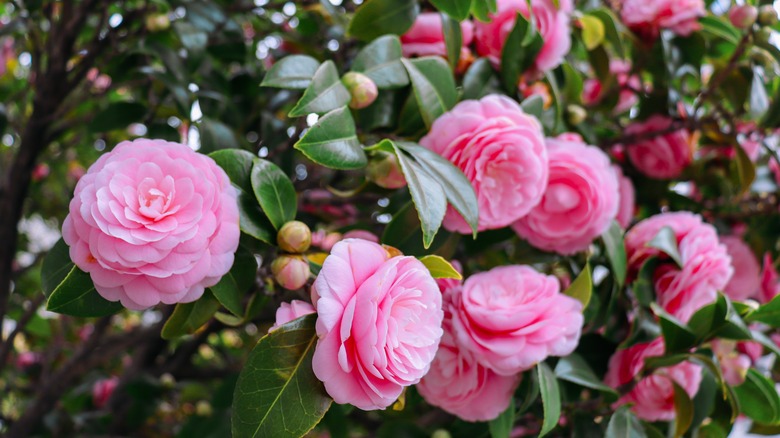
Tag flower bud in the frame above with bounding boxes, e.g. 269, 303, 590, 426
196, 400, 213, 416
271, 255, 310, 290
730, 5, 758, 28
566, 104, 587, 125
342, 72, 378, 109
366, 152, 407, 189
31, 163, 50, 182
159, 373, 176, 389
145, 13, 171, 32
758, 5, 778, 26
756, 27, 773, 46
277, 220, 312, 253
432, 430, 452, 438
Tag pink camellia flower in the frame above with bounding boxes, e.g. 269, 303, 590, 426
605, 338, 702, 421
614, 166, 636, 229
760, 252, 780, 304
420, 95, 548, 233
449, 265, 582, 376
269, 300, 316, 332
582, 60, 641, 114
401, 13, 474, 60
625, 116, 696, 180
342, 229, 379, 243
311, 239, 443, 410
711, 339, 752, 386
625, 212, 733, 322
721, 236, 761, 302
92, 377, 120, 409
15, 352, 42, 370
474, 0, 572, 73
62, 139, 240, 310
620, 0, 705, 39
513, 134, 619, 255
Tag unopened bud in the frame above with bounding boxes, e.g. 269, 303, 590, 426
159, 373, 176, 389
277, 221, 312, 253
366, 152, 406, 189
432, 430, 452, 438
751, 47, 775, 69
756, 27, 773, 46
145, 14, 171, 32
566, 104, 587, 125
195, 400, 213, 416
271, 255, 310, 290
758, 5, 778, 26
342, 72, 378, 109
730, 5, 758, 28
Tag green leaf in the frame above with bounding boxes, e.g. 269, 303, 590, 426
605, 406, 646, 438
590, 9, 625, 57
88, 101, 146, 132
440, 13, 462, 70
699, 16, 740, 45
520, 94, 545, 119
294, 107, 367, 170
41, 238, 75, 297
431, 0, 472, 21
174, 21, 208, 53
462, 58, 500, 100
733, 368, 780, 425
401, 57, 458, 128
161, 291, 221, 340
210, 149, 256, 193
237, 190, 276, 244
602, 221, 627, 288
232, 314, 332, 438
199, 118, 239, 152
646, 226, 683, 267
672, 381, 694, 437
208, 247, 257, 317
261, 55, 321, 89
554, 353, 617, 394
489, 398, 515, 438
580, 15, 606, 50
750, 67, 770, 122
418, 255, 462, 280
538, 362, 561, 438
352, 35, 409, 89
289, 61, 351, 117
500, 12, 529, 93
734, 141, 756, 196
562, 63, 584, 105
347, 0, 420, 41
471, 0, 498, 22
250, 159, 297, 230
563, 262, 592, 310
687, 294, 728, 341
46, 266, 123, 317
748, 293, 780, 326
652, 303, 697, 353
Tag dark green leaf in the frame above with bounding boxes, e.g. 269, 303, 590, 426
605, 406, 646, 438
209, 149, 256, 193
347, 0, 420, 41
174, 21, 208, 53
562, 63, 584, 105
289, 61, 351, 117
699, 16, 740, 45
261, 55, 321, 89
352, 35, 409, 89
520, 94, 545, 119
441, 13, 462, 70
489, 398, 515, 438
734, 141, 756, 196
208, 247, 257, 317
602, 221, 627, 287
46, 266, 123, 317
538, 362, 561, 438
471, 0, 498, 22
554, 353, 617, 394
199, 117, 239, 152
733, 369, 780, 424
161, 291, 221, 340
237, 187, 276, 244
294, 107, 367, 170
462, 58, 500, 100
563, 262, 592, 310
250, 159, 297, 230
646, 226, 683, 267
88, 102, 146, 132
652, 303, 697, 353
500, 12, 530, 93
590, 9, 625, 57
748, 293, 780, 326
432, 0, 472, 21
401, 57, 458, 128
672, 381, 694, 437
41, 238, 74, 297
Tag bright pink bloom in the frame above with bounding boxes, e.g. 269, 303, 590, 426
625, 212, 733, 322
269, 300, 316, 332
450, 265, 582, 375
625, 116, 696, 180
582, 60, 641, 114
721, 236, 761, 302
62, 139, 240, 310
401, 13, 474, 60
92, 377, 120, 409
760, 252, 780, 304
420, 95, 548, 233
614, 166, 636, 229
605, 338, 702, 422
311, 239, 443, 410
620, 0, 705, 39
513, 135, 619, 255
474, 0, 573, 73
738, 340, 764, 363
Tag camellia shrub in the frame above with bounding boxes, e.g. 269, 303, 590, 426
5, 0, 780, 437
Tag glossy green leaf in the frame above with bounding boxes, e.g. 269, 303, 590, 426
672, 381, 694, 437
734, 141, 756, 196
208, 246, 257, 317
605, 406, 646, 438
401, 57, 458, 128
250, 159, 297, 230
489, 397, 515, 438
199, 117, 239, 152
431, 0, 472, 21
347, 0, 419, 41
538, 362, 561, 438
733, 369, 780, 425
562, 63, 584, 105
652, 303, 696, 353
580, 15, 605, 50
352, 35, 409, 89
554, 353, 617, 394
462, 58, 500, 100
418, 255, 462, 279
699, 16, 740, 45
471, 0, 498, 22
500, 12, 529, 93
261, 55, 321, 89
294, 107, 367, 170
88, 101, 146, 132
520, 94, 545, 119
646, 226, 683, 267
41, 238, 75, 297
161, 291, 221, 340
563, 262, 592, 310
748, 293, 780, 326
210, 149, 256, 193
46, 266, 123, 317
590, 8, 624, 57
440, 13, 462, 70
237, 190, 276, 244
232, 314, 332, 438
602, 221, 627, 287
289, 61, 351, 117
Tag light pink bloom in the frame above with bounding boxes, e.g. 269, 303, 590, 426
721, 236, 760, 302
269, 300, 316, 332
401, 13, 474, 60
513, 134, 619, 255
582, 60, 641, 114
342, 229, 379, 243
625, 116, 696, 180
311, 230, 343, 252
605, 338, 702, 422
420, 95, 548, 233
450, 265, 582, 376
92, 377, 120, 409
614, 165, 636, 229
738, 340, 764, 363
625, 212, 733, 322
711, 339, 752, 386
760, 252, 780, 304
474, 0, 573, 73
620, 0, 705, 39
311, 239, 443, 410
62, 139, 240, 310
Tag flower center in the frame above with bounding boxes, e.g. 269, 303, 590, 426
543, 183, 580, 213
137, 177, 174, 219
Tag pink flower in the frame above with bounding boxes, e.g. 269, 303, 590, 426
449, 265, 582, 375
605, 339, 702, 422
711, 339, 752, 386
62, 139, 240, 310
92, 377, 120, 409
620, 0, 705, 39
417, 288, 520, 422
582, 60, 641, 114
625, 212, 733, 322
721, 236, 760, 302
311, 239, 443, 410
614, 165, 636, 228
420, 95, 548, 233
311, 230, 343, 252
342, 229, 379, 243
625, 116, 696, 179
269, 300, 316, 332
474, 0, 573, 73
513, 135, 619, 255
401, 13, 474, 60
760, 252, 780, 304
15, 352, 42, 370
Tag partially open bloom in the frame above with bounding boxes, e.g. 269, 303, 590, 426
625, 116, 696, 180
311, 239, 443, 410
92, 377, 120, 409
62, 139, 240, 310
420, 95, 548, 233
721, 236, 760, 302
271, 255, 310, 290
620, 0, 705, 39
269, 300, 316, 332
401, 13, 474, 60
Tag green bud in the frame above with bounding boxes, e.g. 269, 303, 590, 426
566, 104, 587, 125
277, 220, 312, 253
758, 5, 778, 26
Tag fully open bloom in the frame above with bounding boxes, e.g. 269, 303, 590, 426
605, 338, 702, 421
620, 0, 705, 39
311, 239, 443, 410
401, 13, 474, 60
62, 139, 240, 310
420, 95, 548, 233
614, 166, 636, 229
474, 0, 572, 73
721, 236, 761, 302
625, 116, 696, 180
625, 212, 733, 322
513, 134, 619, 255
449, 265, 582, 375
582, 60, 641, 114
269, 300, 316, 332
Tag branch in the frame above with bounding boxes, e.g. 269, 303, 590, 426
0, 294, 45, 373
